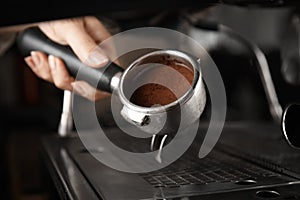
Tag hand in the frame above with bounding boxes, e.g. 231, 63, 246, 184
24, 16, 112, 101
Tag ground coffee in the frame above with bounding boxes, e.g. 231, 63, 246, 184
130, 64, 194, 107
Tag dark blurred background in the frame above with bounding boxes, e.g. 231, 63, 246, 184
1, 2, 300, 200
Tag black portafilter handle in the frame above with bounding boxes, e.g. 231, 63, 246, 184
17, 27, 124, 93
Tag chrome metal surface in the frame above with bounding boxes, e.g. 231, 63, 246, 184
219, 25, 283, 123
58, 90, 73, 137
282, 104, 300, 149
110, 72, 122, 92
155, 134, 168, 163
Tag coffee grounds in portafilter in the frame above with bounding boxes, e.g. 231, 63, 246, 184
130, 64, 194, 107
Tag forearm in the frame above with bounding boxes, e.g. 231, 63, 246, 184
0, 23, 39, 56
0, 32, 16, 56
0, 23, 38, 34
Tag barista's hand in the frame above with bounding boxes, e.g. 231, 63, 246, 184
24, 16, 111, 101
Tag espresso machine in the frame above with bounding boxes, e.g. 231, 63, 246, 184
3, 0, 300, 199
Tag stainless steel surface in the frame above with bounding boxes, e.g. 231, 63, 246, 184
281, 14, 300, 85
155, 134, 168, 163
121, 106, 151, 126
42, 135, 100, 200
41, 122, 300, 200
58, 90, 73, 137
179, 15, 283, 122
150, 135, 156, 151
219, 25, 283, 123
282, 104, 300, 149
110, 72, 122, 92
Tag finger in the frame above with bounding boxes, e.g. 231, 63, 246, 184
71, 81, 110, 101
63, 25, 109, 68
26, 51, 53, 82
83, 16, 121, 66
39, 17, 110, 68
84, 16, 111, 43
24, 56, 35, 68
48, 55, 74, 91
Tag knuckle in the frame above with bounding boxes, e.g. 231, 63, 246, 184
40, 74, 51, 81
34, 70, 51, 81
54, 77, 72, 89
54, 80, 67, 89
85, 93, 95, 101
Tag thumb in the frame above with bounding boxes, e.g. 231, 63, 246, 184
65, 27, 109, 68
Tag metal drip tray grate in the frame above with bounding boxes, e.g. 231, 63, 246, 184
140, 151, 280, 188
